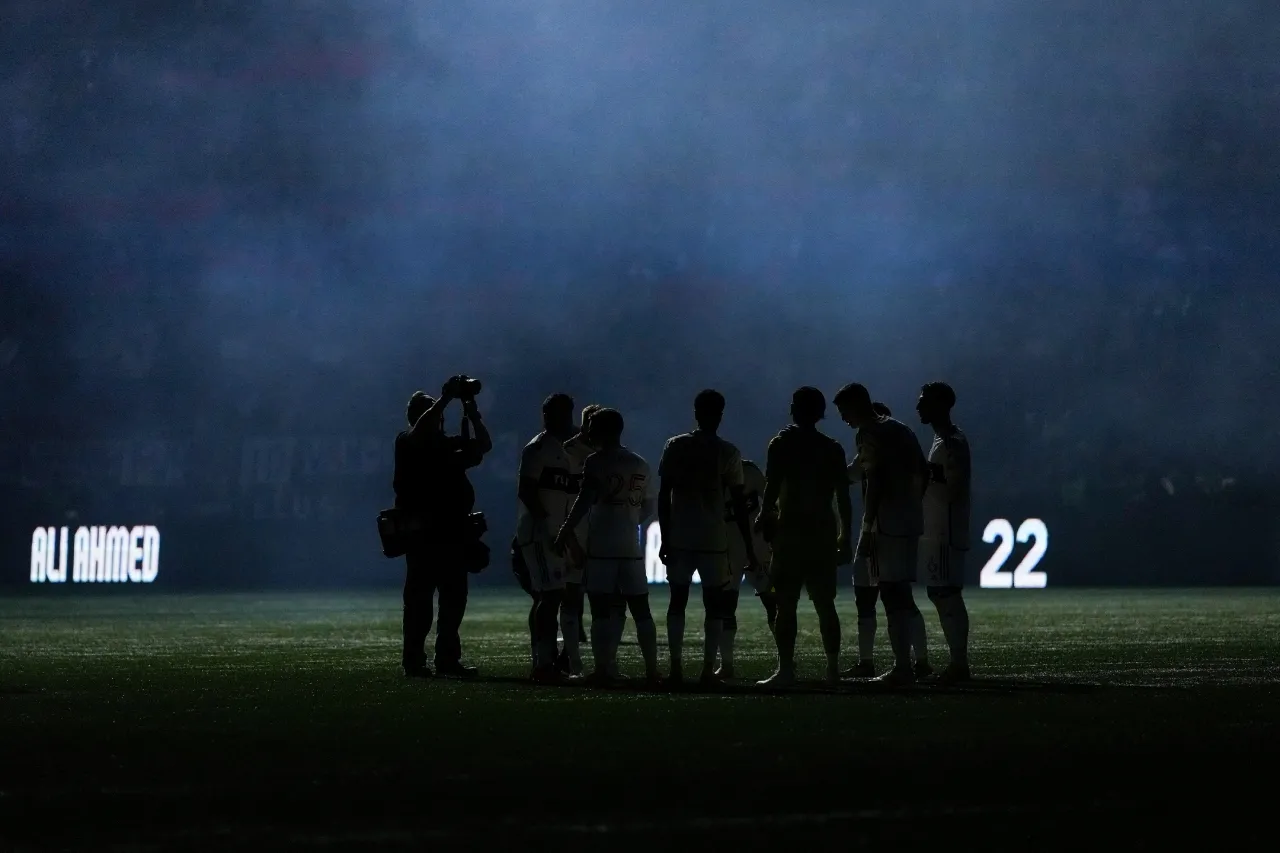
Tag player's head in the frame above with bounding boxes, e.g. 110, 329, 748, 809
406, 391, 441, 430
833, 383, 875, 428
917, 382, 956, 427
542, 393, 575, 435
693, 389, 725, 432
590, 408, 624, 447
790, 386, 826, 427
579, 403, 603, 442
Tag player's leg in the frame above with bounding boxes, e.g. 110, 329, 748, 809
717, 588, 741, 679
608, 606, 626, 679
758, 589, 779, 633
586, 590, 615, 681
807, 560, 841, 685
927, 546, 970, 680
527, 592, 540, 673
665, 554, 694, 682
625, 594, 661, 682
758, 544, 802, 687
560, 581, 585, 675
843, 582, 879, 678
697, 557, 730, 683
534, 587, 565, 681
876, 580, 917, 684
909, 600, 932, 679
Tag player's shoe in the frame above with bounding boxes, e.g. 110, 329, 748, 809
435, 662, 479, 679
713, 666, 734, 681
404, 664, 434, 679
668, 663, 684, 687
825, 661, 840, 686
699, 670, 725, 690
937, 661, 971, 683
643, 671, 664, 689
873, 666, 916, 686
532, 666, 565, 684
757, 667, 796, 688
555, 650, 573, 675
914, 661, 935, 680
582, 669, 618, 687
841, 660, 876, 679
607, 660, 622, 679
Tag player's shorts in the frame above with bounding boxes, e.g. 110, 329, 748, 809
852, 556, 873, 588
519, 539, 566, 592
584, 557, 648, 598
918, 537, 967, 588
665, 550, 733, 589
867, 533, 918, 585
768, 525, 838, 602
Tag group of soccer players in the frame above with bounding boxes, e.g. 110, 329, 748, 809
510, 379, 971, 688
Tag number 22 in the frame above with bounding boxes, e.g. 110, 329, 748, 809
979, 518, 1048, 589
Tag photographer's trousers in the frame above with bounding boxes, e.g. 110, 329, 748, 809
403, 544, 468, 671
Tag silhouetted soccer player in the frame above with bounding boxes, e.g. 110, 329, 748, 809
562, 403, 604, 673
756, 386, 852, 687
916, 382, 972, 682
555, 408, 661, 683
720, 457, 774, 678
515, 393, 579, 680
834, 382, 928, 685
844, 402, 931, 678
657, 390, 759, 686
393, 382, 491, 678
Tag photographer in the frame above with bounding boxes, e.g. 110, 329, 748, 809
393, 376, 492, 678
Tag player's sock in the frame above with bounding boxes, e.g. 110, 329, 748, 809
635, 616, 659, 676
606, 604, 627, 671
560, 608, 582, 673
814, 599, 841, 682
719, 612, 737, 677
612, 612, 627, 655
886, 612, 912, 671
590, 611, 613, 674
909, 607, 929, 665
760, 592, 779, 633
775, 600, 798, 671
933, 590, 970, 664
701, 611, 723, 679
527, 601, 539, 668
857, 612, 876, 662
667, 612, 685, 676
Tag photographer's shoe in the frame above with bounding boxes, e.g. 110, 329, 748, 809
435, 662, 479, 679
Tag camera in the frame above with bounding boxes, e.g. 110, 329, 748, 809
445, 374, 482, 401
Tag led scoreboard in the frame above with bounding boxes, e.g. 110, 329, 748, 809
643, 518, 1049, 588
29, 525, 161, 584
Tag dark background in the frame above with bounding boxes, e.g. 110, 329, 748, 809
2, 0, 1278, 590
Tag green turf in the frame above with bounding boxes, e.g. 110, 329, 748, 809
1, 588, 1277, 849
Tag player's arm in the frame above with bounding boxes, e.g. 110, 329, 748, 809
517, 443, 548, 523
656, 441, 674, 547
834, 444, 853, 550
847, 449, 864, 484
758, 438, 782, 532
944, 436, 971, 502
558, 455, 600, 542
859, 432, 883, 534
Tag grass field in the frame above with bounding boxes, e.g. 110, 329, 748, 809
2, 587, 1278, 850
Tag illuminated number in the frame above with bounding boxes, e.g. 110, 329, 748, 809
1012, 518, 1048, 589
980, 518, 1049, 589
604, 473, 625, 504
628, 473, 646, 507
979, 519, 1015, 589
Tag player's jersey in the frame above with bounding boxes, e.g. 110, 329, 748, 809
726, 459, 770, 567
923, 426, 971, 550
854, 415, 926, 537
562, 432, 596, 544
582, 446, 651, 560
514, 431, 575, 545
658, 431, 744, 553
765, 425, 847, 531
